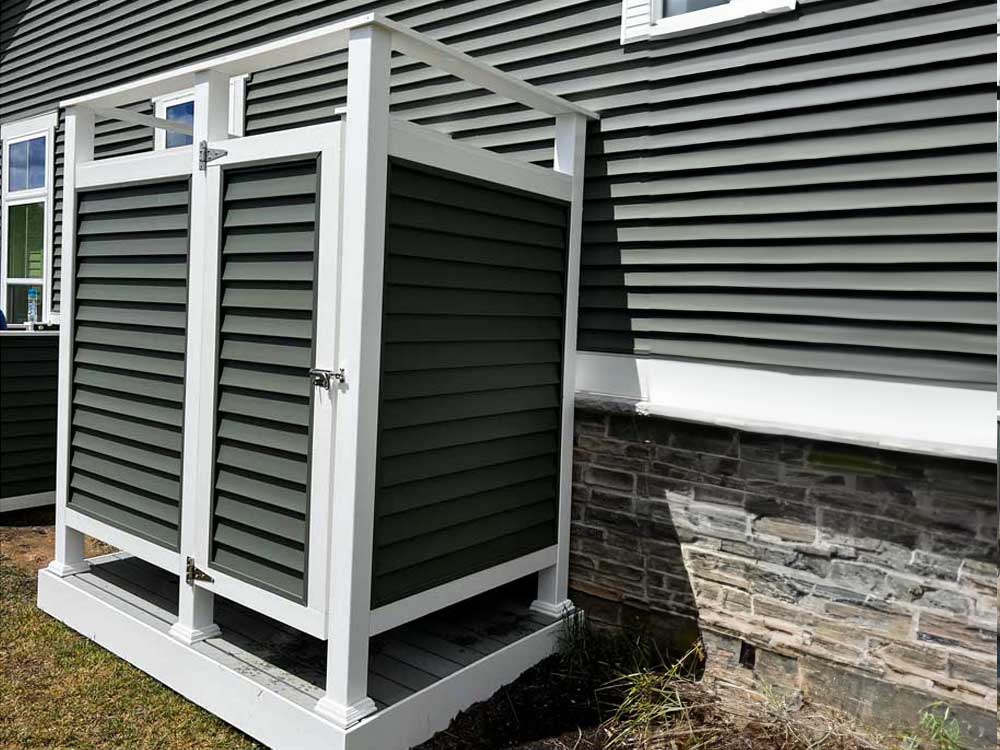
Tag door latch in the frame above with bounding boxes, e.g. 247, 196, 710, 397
198, 140, 228, 171
185, 556, 214, 586
309, 368, 346, 390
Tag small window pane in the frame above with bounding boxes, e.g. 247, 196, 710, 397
6, 285, 42, 324
7, 203, 45, 278
7, 136, 45, 191
166, 101, 195, 148
664, 0, 731, 16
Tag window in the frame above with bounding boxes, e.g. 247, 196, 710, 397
153, 75, 248, 150
1, 112, 57, 325
621, 0, 796, 43
165, 101, 195, 148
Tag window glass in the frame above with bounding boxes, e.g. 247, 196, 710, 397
6, 284, 42, 324
664, 0, 731, 15
7, 203, 44, 278
7, 136, 46, 191
165, 100, 195, 148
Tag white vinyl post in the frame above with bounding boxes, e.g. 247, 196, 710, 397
315, 22, 391, 728
49, 106, 94, 578
170, 68, 230, 645
532, 113, 587, 618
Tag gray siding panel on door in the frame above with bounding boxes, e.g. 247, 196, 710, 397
0, 334, 59, 500
372, 161, 567, 607
211, 159, 319, 603
1, 0, 995, 386
67, 179, 190, 548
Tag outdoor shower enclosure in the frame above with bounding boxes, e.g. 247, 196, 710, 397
38, 14, 594, 750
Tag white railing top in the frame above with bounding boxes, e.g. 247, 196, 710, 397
60, 13, 598, 120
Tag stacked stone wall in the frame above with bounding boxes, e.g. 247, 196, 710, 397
569, 403, 997, 745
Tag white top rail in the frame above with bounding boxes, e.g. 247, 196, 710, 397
60, 13, 598, 121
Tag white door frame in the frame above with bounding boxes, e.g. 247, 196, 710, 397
181, 123, 343, 639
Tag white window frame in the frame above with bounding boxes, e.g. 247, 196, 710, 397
621, 0, 796, 44
1, 111, 58, 325
152, 74, 248, 150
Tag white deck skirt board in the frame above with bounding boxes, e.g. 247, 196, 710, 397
59, 14, 596, 120
576, 352, 997, 462
369, 545, 557, 635
38, 557, 562, 750
0, 491, 54, 513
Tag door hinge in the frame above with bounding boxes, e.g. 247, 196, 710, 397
198, 140, 227, 171
309, 367, 346, 390
185, 556, 214, 585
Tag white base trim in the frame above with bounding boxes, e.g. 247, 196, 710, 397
576, 352, 997, 463
369, 545, 558, 636
37, 566, 564, 750
0, 490, 55, 513
314, 695, 378, 728
46, 560, 91, 578
530, 599, 575, 618
169, 622, 222, 644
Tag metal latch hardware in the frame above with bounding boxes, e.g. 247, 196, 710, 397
198, 140, 227, 171
309, 368, 346, 390
185, 556, 214, 585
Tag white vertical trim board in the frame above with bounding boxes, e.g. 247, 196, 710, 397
152, 75, 248, 149
316, 23, 392, 729
534, 113, 587, 618
576, 352, 997, 462
49, 106, 94, 579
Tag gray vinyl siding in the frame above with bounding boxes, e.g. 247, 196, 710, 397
1, 0, 995, 386
0, 333, 58, 500
210, 159, 320, 603
67, 179, 191, 548
372, 161, 567, 607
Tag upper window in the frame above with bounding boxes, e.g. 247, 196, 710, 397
621, 0, 796, 43
165, 100, 195, 148
153, 75, 247, 150
8, 136, 46, 192
1, 111, 57, 325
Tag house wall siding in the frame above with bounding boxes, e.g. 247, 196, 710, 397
1, 0, 995, 387
0, 332, 58, 500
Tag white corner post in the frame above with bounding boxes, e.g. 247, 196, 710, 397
315, 22, 391, 728
49, 106, 94, 578
170, 68, 230, 645
532, 113, 588, 618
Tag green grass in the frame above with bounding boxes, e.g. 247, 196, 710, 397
0, 556, 263, 750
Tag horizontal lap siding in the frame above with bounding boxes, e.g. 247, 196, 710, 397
211, 159, 319, 603
67, 179, 190, 548
372, 162, 567, 607
0, 335, 58, 500
1, 0, 995, 385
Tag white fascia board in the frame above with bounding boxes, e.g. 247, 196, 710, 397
59, 15, 597, 120
1, 111, 58, 140
576, 352, 997, 463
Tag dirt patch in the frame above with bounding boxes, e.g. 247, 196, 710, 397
0, 507, 113, 575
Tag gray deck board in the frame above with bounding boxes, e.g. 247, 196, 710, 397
77, 554, 553, 711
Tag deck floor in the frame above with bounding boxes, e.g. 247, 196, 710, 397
82, 554, 556, 712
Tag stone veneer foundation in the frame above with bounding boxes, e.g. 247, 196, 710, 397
569, 399, 997, 746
